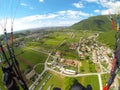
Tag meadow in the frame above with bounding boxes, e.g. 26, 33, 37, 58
35, 71, 99, 90
80, 60, 96, 73
15, 47, 48, 72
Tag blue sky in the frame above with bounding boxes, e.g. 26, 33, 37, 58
0, 0, 119, 33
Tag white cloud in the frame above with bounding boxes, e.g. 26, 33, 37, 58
94, 9, 100, 13
0, 19, 79, 34
39, 0, 44, 2
67, 10, 89, 18
57, 10, 89, 19
101, 10, 109, 15
20, 3, 28, 7
13, 19, 79, 32
20, 3, 34, 10
73, 1, 84, 8
98, 0, 120, 15
85, 0, 99, 3
57, 11, 66, 15
101, 8, 113, 15
20, 14, 58, 22
99, 0, 120, 8
0, 10, 90, 34
19, 10, 89, 23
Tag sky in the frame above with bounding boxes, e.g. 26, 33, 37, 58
0, 0, 120, 34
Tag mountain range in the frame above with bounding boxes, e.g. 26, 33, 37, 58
71, 15, 113, 31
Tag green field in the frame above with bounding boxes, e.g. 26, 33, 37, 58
15, 48, 48, 72
35, 71, 51, 90
18, 48, 47, 65
34, 64, 44, 74
80, 60, 96, 73
35, 31, 72, 50
26, 30, 96, 60
0, 69, 5, 90
98, 30, 115, 49
34, 71, 99, 90
58, 42, 78, 59
101, 74, 110, 87
35, 71, 65, 90
43, 71, 65, 90
75, 75, 99, 90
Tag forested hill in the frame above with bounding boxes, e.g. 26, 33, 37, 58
71, 15, 113, 31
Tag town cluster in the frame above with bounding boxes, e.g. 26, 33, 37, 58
47, 34, 112, 75
77, 35, 112, 63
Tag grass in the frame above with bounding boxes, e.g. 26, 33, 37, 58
118, 78, 120, 86
98, 30, 115, 49
27, 30, 96, 55
18, 48, 47, 65
14, 48, 48, 72
35, 71, 65, 90
80, 60, 96, 73
101, 61, 109, 69
0, 69, 5, 90
101, 74, 109, 87
35, 72, 50, 90
18, 59, 28, 72
75, 75, 99, 90
26, 30, 96, 60
34, 64, 44, 74
38, 31, 71, 50
35, 71, 99, 90
59, 43, 78, 59
43, 71, 65, 90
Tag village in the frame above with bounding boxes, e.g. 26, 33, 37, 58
24, 33, 117, 90
22, 32, 117, 90
46, 34, 113, 75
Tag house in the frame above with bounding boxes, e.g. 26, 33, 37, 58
60, 58, 65, 63
70, 43, 78, 50
81, 47, 86, 52
55, 51, 61, 57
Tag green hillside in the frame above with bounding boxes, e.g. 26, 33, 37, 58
98, 30, 115, 49
71, 14, 117, 49
71, 15, 112, 31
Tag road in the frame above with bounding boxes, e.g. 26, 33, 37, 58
98, 74, 103, 90
30, 48, 49, 55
